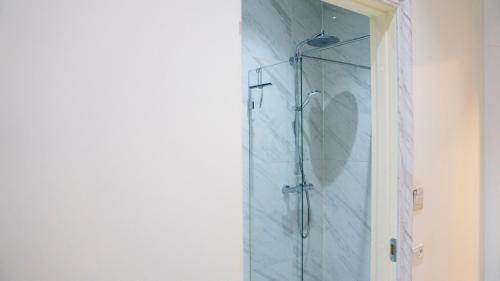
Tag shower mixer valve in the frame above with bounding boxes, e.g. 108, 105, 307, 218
282, 183, 314, 194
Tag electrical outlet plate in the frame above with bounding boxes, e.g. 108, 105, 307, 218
412, 186, 424, 211
413, 244, 424, 261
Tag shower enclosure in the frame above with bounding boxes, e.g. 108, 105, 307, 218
244, 2, 373, 281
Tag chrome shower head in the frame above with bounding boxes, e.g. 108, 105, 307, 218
306, 31, 340, 48
302, 90, 321, 108
295, 30, 340, 56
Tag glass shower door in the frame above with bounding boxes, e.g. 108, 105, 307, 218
247, 61, 302, 281
247, 45, 372, 281
299, 51, 373, 281
247, 59, 325, 281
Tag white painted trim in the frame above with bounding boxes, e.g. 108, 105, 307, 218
323, 0, 397, 16
369, 11, 399, 281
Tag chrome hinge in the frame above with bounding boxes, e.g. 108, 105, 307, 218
390, 238, 397, 262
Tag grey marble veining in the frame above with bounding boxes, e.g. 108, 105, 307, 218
396, 1, 413, 281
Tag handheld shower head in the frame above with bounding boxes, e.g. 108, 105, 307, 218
302, 90, 321, 108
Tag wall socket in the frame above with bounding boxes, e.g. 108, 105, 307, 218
413, 186, 424, 211
413, 244, 424, 261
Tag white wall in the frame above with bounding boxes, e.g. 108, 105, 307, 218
412, 0, 482, 281
0, 0, 488, 280
482, 0, 500, 280
0, 0, 243, 280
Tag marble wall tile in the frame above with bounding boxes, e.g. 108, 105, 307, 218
321, 160, 372, 281
290, 0, 322, 42
248, 63, 296, 163
322, 4, 370, 41
396, 1, 413, 280
302, 159, 324, 281
242, 0, 293, 65
318, 7, 372, 280
249, 159, 301, 281
322, 85, 371, 162
301, 58, 325, 162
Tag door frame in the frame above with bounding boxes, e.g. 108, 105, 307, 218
321, 1, 413, 280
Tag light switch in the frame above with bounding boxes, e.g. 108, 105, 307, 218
413, 186, 424, 211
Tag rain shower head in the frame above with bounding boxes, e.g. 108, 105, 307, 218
306, 32, 340, 48
295, 30, 340, 56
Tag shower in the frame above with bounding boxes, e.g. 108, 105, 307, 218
244, 4, 373, 278
249, 30, 372, 241
283, 30, 348, 240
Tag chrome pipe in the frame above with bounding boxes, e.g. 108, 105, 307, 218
300, 54, 371, 70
